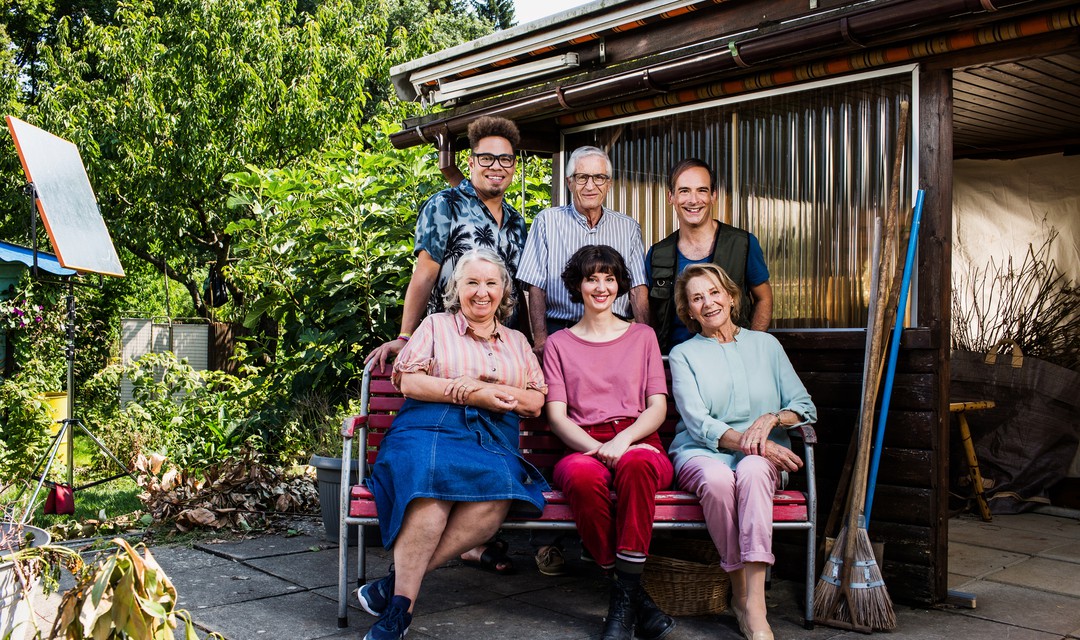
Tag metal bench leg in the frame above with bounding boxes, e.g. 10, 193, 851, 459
337, 523, 349, 628
804, 525, 815, 629
358, 525, 367, 589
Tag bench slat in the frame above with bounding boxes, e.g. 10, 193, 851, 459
369, 397, 405, 412
349, 487, 807, 522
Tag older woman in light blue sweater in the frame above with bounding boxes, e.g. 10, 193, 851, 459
667, 263, 816, 640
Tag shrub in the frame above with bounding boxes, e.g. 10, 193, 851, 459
83, 352, 279, 472
225, 123, 435, 401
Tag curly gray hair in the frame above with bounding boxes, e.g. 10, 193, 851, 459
442, 249, 517, 321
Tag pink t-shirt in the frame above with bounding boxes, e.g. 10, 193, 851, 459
542, 323, 666, 426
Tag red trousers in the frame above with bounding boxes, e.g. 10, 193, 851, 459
552, 419, 674, 567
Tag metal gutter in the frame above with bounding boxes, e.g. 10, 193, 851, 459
559, 5, 1080, 126
390, 0, 1045, 149
390, 0, 721, 102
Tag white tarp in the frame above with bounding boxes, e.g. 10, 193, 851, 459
953, 154, 1080, 284
953, 153, 1080, 477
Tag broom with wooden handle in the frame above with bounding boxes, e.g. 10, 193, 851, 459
818, 100, 912, 559
814, 102, 908, 632
813, 219, 890, 632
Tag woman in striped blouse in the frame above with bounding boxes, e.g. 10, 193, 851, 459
360, 249, 548, 640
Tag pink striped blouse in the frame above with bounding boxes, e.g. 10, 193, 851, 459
393, 312, 547, 393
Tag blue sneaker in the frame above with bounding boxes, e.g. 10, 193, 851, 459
364, 595, 412, 640
357, 569, 395, 616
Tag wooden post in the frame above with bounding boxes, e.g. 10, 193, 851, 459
918, 68, 953, 605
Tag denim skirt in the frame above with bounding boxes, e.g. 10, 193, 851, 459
367, 399, 549, 548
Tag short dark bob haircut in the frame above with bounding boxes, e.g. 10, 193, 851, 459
560, 245, 632, 304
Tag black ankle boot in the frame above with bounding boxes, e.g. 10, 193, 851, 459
600, 577, 638, 640
634, 586, 676, 640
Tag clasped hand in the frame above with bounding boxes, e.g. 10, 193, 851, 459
444, 376, 518, 413
585, 434, 658, 469
739, 414, 802, 473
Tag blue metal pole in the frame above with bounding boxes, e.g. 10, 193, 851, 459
865, 190, 925, 523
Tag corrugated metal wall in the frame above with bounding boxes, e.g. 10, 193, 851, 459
567, 74, 912, 328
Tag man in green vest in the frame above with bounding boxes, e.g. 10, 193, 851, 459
647, 158, 773, 353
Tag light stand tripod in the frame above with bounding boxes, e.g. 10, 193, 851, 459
19, 281, 136, 522
6, 116, 129, 521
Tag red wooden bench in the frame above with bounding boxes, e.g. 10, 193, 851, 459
337, 361, 818, 629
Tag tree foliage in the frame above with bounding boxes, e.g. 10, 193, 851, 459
225, 123, 439, 397
471, 0, 515, 29
28, 0, 485, 318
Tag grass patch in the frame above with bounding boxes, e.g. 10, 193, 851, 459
33, 476, 142, 526
26, 433, 143, 530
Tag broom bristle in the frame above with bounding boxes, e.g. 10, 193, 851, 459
818, 528, 897, 630
813, 526, 848, 621
849, 528, 897, 630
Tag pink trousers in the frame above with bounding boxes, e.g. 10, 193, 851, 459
677, 455, 778, 572
553, 421, 674, 567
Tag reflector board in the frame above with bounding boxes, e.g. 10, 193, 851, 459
6, 116, 125, 277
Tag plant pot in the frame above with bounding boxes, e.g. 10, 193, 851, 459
308, 455, 380, 547
41, 392, 70, 464
1, 523, 50, 640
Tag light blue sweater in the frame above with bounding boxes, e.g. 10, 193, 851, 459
668, 330, 817, 474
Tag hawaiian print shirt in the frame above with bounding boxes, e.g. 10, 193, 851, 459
414, 179, 527, 316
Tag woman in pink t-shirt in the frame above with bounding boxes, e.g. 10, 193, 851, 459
542, 245, 676, 640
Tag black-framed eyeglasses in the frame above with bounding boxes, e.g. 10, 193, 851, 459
472, 153, 516, 168
570, 173, 611, 186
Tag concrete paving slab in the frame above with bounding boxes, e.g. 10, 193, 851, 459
948, 541, 1028, 577
950, 579, 1080, 636
152, 544, 237, 572
948, 520, 1074, 555
828, 606, 1060, 639
444, 558, 584, 597
667, 601, 837, 640
194, 534, 329, 561
245, 546, 350, 589
1036, 539, 1080, 564
188, 591, 357, 640
170, 562, 303, 609
173, 616, 223, 640
311, 585, 361, 612
986, 556, 1080, 597
409, 569, 509, 616
338, 545, 394, 584
409, 598, 595, 639
668, 609, 849, 640
948, 573, 976, 590
978, 513, 1080, 540
508, 573, 609, 623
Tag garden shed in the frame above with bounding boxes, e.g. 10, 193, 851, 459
387, 0, 1080, 605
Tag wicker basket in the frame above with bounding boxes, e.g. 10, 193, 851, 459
642, 538, 730, 616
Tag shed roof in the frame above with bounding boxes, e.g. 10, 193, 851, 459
0, 241, 77, 276
391, 0, 1080, 159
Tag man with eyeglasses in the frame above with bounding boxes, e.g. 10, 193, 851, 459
518, 146, 650, 362
365, 116, 526, 372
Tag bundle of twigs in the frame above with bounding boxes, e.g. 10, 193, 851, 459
813, 101, 908, 632
952, 231, 1080, 372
